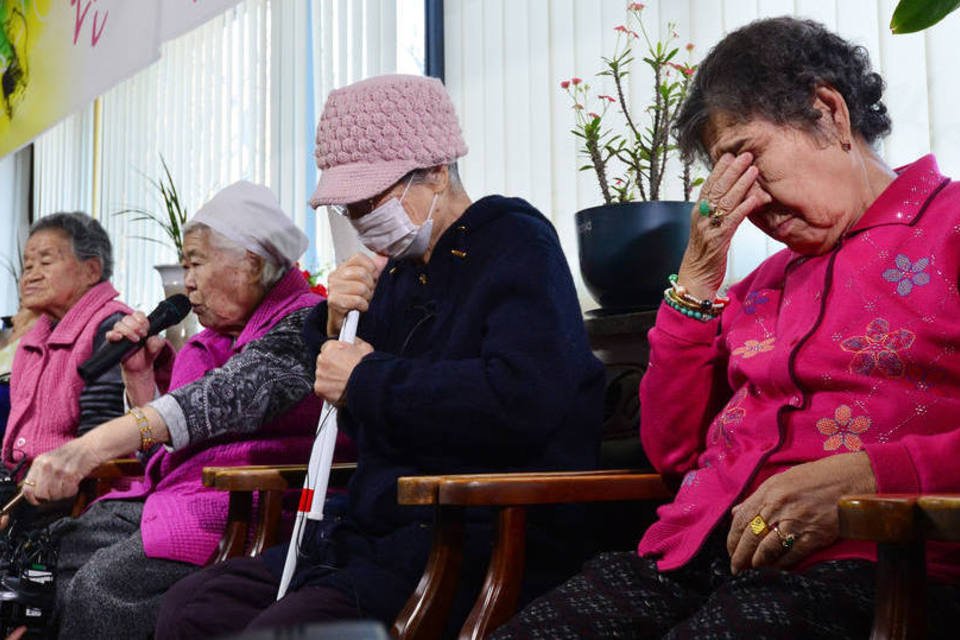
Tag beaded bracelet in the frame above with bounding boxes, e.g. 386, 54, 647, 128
128, 407, 155, 452
667, 274, 729, 315
664, 288, 717, 322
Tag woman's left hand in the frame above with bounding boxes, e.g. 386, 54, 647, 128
314, 337, 374, 407
21, 437, 103, 504
727, 452, 877, 574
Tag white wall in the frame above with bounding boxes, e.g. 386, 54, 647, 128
0, 147, 31, 314
444, 0, 960, 309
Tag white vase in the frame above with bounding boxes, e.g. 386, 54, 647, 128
154, 264, 198, 351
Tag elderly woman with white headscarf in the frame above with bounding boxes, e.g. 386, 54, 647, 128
17, 181, 340, 640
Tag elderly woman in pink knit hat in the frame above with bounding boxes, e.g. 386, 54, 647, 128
156, 74, 605, 638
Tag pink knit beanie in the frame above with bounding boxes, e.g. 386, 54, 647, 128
309, 74, 468, 207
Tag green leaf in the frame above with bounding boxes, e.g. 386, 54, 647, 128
890, 0, 960, 33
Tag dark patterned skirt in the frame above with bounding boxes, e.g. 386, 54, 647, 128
492, 532, 960, 640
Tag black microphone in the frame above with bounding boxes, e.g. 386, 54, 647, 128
78, 293, 191, 383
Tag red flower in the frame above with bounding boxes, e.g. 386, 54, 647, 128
628, 2, 645, 10
299, 264, 328, 299
571, 77, 582, 85
686, 42, 695, 52
598, 94, 616, 102
614, 25, 628, 33
560, 80, 571, 89
588, 112, 600, 119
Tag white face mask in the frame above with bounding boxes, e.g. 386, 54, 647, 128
349, 177, 438, 260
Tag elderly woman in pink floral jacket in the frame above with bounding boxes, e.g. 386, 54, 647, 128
495, 16, 960, 640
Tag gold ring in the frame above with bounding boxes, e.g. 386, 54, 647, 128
749, 514, 770, 537
773, 525, 796, 551
22, 480, 36, 487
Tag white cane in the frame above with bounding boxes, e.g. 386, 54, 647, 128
277, 308, 359, 599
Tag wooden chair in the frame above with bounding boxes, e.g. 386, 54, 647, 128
838, 493, 960, 640
202, 465, 671, 639
201, 462, 355, 563
392, 470, 671, 640
72, 457, 145, 517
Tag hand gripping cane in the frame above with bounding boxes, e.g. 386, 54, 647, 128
276, 309, 359, 599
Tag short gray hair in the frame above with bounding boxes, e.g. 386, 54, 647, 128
182, 222, 286, 289
408, 162, 464, 193
29, 212, 113, 281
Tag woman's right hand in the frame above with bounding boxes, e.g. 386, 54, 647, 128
677, 152, 771, 300
107, 312, 166, 376
108, 312, 166, 406
325, 253, 389, 336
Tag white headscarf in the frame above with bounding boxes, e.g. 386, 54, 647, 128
191, 181, 308, 266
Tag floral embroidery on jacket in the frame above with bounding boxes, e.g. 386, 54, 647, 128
816, 404, 871, 451
882, 254, 931, 296
840, 318, 915, 377
711, 388, 747, 450
743, 289, 770, 315
732, 337, 776, 359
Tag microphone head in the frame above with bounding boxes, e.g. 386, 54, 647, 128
162, 293, 192, 322
147, 293, 192, 332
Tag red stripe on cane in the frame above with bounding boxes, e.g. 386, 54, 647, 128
297, 489, 315, 512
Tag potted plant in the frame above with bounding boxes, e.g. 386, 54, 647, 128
117, 155, 189, 294
116, 155, 195, 348
564, 2, 700, 311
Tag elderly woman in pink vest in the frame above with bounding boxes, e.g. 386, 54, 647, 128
494, 17, 960, 639
15, 181, 341, 639
3, 213, 146, 466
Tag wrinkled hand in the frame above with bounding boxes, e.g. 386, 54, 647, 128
314, 337, 374, 407
108, 311, 166, 377
726, 452, 876, 574
678, 152, 771, 300
21, 438, 103, 504
325, 253, 389, 336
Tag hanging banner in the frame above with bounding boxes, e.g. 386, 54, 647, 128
0, 0, 161, 159
160, 0, 243, 43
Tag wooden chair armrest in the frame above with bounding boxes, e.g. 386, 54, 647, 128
202, 464, 309, 491
73, 458, 145, 518
916, 494, 960, 542
438, 471, 669, 506
838, 494, 920, 544
836, 493, 960, 640
201, 462, 357, 492
200, 462, 357, 563
87, 457, 144, 479
396, 469, 660, 507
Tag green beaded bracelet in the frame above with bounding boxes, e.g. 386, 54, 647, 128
663, 288, 716, 322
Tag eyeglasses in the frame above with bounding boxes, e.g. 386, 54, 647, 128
330, 172, 415, 219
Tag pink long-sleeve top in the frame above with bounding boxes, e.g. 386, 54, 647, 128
638, 155, 960, 581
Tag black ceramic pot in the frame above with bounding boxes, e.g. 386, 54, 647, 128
576, 201, 692, 312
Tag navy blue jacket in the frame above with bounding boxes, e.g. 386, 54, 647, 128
287, 195, 604, 627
